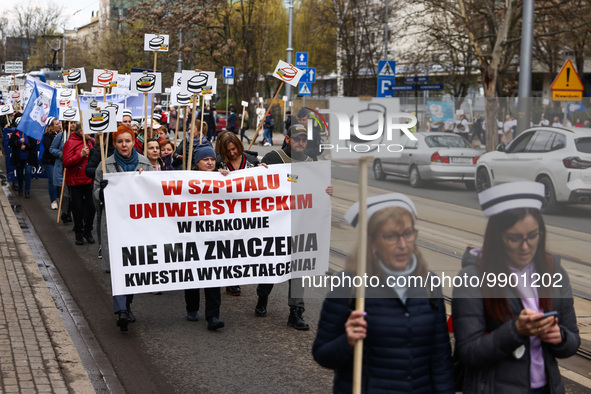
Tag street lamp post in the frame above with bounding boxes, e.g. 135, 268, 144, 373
517, 0, 534, 134
285, 0, 294, 107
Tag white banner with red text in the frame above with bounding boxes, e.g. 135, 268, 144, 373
104, 162, 331, 295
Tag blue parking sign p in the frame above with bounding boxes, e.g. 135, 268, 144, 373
223, 67, 234, 79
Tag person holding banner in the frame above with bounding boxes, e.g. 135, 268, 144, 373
146, 137, 164, 171
63, 122, 96, 245
8, 127, 39, 198
313, 193, 454, 393
93, 125, 154, 331
41, 117, 61, 208
159, 139, 179, 170
451, 182, 579, 393
216, 132, 265, 296
255, 123, 333, 330
49, 125, 73, 223
184, 142, 227, 330
176, 119, 210, 170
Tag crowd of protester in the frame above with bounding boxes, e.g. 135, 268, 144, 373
1, 103, 581, 393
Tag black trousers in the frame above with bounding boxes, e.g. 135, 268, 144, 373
184, 287, 221, 320
257, 279, 305, 309
70, 184, 96, 236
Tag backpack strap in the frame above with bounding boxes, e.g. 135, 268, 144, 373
276, 149, 292, 163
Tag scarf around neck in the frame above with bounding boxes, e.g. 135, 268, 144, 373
114, 148, 139, 172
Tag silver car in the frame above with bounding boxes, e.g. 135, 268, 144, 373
373, 132, 482, 189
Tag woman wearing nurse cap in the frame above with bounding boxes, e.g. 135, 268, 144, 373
452, 181, 580, 393
313, 193, 454, 393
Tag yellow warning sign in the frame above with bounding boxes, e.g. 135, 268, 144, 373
551, 60, 584, 91
552, 90, 582, 101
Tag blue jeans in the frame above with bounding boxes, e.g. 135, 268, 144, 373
44, 164, 57, 202
113, 294, 134, 314
263, 128, 272, 144
16, 163, 32, 192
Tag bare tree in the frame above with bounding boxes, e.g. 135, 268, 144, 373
408, 0, 523, 151
7, 2, 64, 69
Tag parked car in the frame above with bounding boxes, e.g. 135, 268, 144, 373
216, 110, 227, 133
373, 132, 482, 189
475, 126, 591, 213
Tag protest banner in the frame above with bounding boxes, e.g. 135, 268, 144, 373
103, 161, 331, 296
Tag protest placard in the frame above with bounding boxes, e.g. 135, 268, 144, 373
104, 162, 331, 295
62, 68, 87, 85
144, 34, 170, 51
81, 107, 118, 134
93, 69, 119, 88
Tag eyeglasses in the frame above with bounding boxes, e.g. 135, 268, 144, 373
379, 229, 417, 244
291, 136, 308, 143
503, 231, 542, 249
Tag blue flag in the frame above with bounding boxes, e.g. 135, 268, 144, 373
17, 82, 58, 141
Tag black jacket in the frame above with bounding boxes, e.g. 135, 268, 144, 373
41, 132, 57, 165
9, 130, 39, 167
451, 248, 580, 394
85, 135, 115, 181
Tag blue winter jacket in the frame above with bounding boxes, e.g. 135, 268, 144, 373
313, 271, 454, 394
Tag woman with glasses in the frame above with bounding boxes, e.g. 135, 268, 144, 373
452, 182, 579, 393
313, 193, 454, 393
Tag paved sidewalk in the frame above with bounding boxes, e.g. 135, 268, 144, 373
0, 187, 93, 393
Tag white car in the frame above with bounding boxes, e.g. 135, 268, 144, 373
475, 126, 591, 213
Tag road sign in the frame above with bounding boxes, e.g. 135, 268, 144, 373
378, 60, 396, 76
552, 90, 582, 101
298, 82, 311, 96
300, 68, 316, 83
223, 78, 234, 85
551, 60, 583, 91
4, 61, 23, 74
405, 75, 429, 84
295, 52, 308, 68
418, 84, 443, 91
389, 85, 415, 91
223, 66, 234, 79
377, 76, 396, 97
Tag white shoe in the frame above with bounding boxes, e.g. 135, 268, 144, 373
264, 142, 271, 146
51, 201, 58, 210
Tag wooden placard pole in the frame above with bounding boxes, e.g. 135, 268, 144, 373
199, 97, 205, 144
187, 93, 198, 170
96, 106, 107, 174
352, 156, 372, 394
180, 105, 186, 171
150, 51, 158, 127
142, 71, 149, 156
56, 125, 71, 223
173, 107, 180, 149
247, 81, 284, 151
240, 105, 246, 130
74, 84, 86, 147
